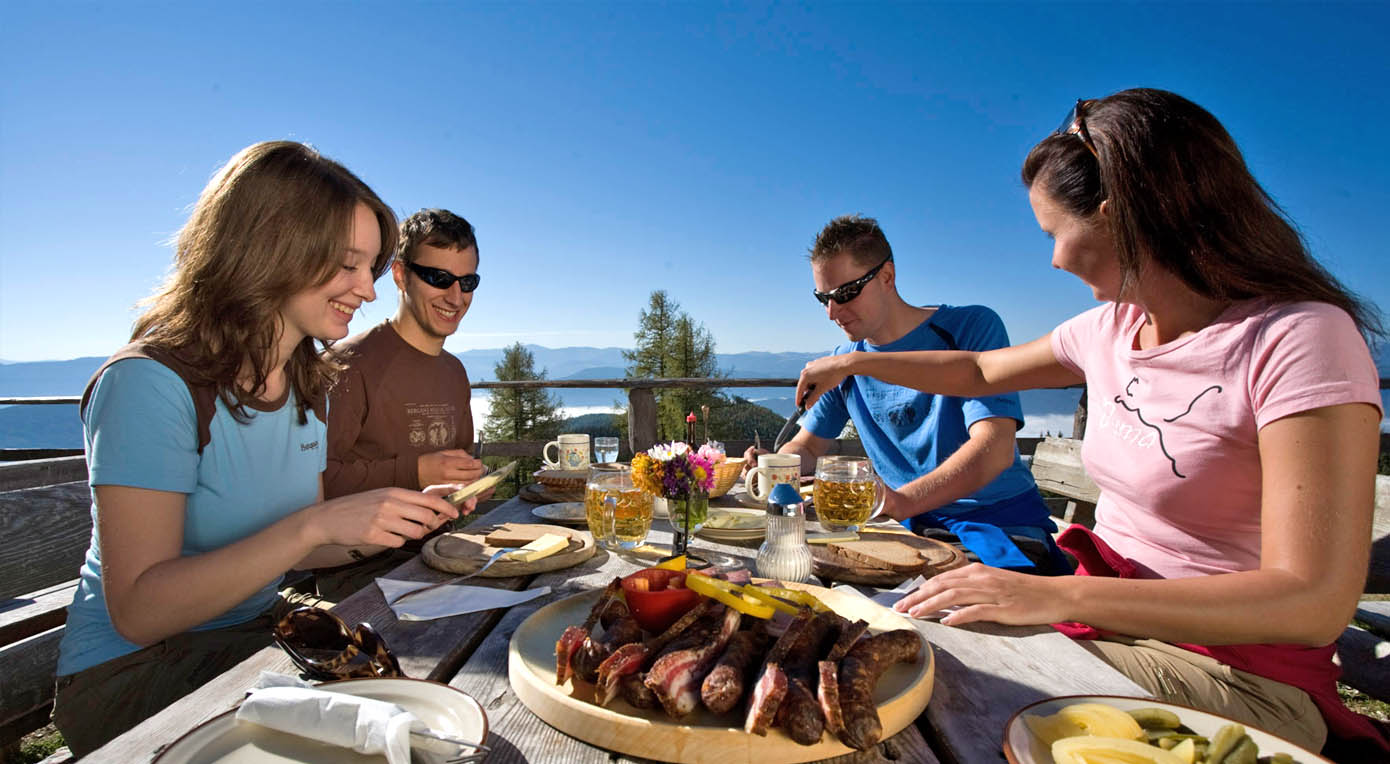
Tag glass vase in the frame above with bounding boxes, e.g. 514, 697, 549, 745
667, 491, 709, 556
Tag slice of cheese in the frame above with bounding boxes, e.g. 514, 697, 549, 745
507, 533, 570, 562
806, 531, 859, 545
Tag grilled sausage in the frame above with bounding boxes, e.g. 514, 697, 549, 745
776, 611, 842, 744
700, 629, 768, 714
836, 629, 921, 750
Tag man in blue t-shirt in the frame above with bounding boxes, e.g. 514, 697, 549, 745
749, 215, 1067, 573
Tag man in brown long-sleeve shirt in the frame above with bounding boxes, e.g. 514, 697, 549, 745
315, 208, 489, 599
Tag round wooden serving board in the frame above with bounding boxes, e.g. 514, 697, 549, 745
421, 523, 595, 577
811, 529, 968, 587
508, 582, 934, 763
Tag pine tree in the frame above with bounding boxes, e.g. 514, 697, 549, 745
481, 343, 564, 495
622, 291, 724, 442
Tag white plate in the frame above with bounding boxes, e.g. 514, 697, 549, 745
154, 678, 488, 764
531, 501, 588, 526
1001, 695, 1332, 764
696, 509, 767, 542
733, 483, 814, 510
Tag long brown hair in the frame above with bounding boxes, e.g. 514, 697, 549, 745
1021, 88, 1382, 338
132, 141, 397, 422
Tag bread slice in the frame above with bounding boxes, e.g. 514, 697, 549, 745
482, 523, 552, 548
827, 538, 928, 574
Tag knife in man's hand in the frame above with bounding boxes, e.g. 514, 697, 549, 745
773, 385, 815, 452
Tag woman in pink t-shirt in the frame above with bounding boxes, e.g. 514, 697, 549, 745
796, 89, 1385, 753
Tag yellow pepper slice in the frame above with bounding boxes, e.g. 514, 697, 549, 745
654, 555, 687, 571
739, 585, 803, 616
686, 573, 775, 619
750, 585, 830, 613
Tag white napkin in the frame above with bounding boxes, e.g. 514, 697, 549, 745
236, 682, 421, 764
835, 575, 961, 621
377, 578, 551, 621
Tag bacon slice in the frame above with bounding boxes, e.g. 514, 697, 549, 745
741, 608, 814, 735
574, 615, 643, 683
744, 664, 787, 736
817, 660, 844, 737
595, 642, 649, 706
644, 605, 741, 718
555, 578, 624, 685
555, 625, 589, 685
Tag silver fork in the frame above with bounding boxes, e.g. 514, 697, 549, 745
410, 727, 491, 762
387, 548, 515, 606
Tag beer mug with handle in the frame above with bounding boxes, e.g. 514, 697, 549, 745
813, 455, 885, 532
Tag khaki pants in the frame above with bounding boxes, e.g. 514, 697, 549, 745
52, 601, 289, 757
1079, 635, 1327, 752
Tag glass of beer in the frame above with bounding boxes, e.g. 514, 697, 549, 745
813, 456, 885, 532
585, 463, 653, 549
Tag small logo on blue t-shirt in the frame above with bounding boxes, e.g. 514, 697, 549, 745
300, 441, 319, 452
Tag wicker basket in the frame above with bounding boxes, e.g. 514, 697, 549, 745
533, 469, 587, 495
708, 457, 744, 498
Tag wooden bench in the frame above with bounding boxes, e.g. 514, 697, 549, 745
1027, 436, 1390, 704
0, 473, 92, 752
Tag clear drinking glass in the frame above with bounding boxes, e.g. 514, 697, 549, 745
585, 463, 653, 549
813, 456, 885, 532
594, 436, 620, 464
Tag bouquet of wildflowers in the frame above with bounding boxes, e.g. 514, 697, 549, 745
631, 441, 716, 500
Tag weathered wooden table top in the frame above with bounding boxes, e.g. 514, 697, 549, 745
85, 495, 1145, 764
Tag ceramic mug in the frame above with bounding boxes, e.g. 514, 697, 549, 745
543, 434, 590, 470
744, 453, 802, 504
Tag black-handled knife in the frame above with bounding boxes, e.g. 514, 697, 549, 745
772, 385, 815, 452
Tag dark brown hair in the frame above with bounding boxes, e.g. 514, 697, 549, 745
398, 208, 477, 264
810, 214, 893, 268
132, 141, 398, 422
1022, 88, 1382, 338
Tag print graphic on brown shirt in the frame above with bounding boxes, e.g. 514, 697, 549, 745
325, 322, 473, 497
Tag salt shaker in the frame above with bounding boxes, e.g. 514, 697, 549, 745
756, 482, 814, 583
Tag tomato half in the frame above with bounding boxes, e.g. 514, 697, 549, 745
620, 568, 701, 633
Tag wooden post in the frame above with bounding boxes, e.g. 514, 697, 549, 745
627, 387, 657, 455
1072, 384, 1088, 439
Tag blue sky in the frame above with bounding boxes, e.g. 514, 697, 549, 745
2, 1, 1387, 366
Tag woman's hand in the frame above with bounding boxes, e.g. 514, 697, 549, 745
892, 563, 1067, 627
795, 353, 856, 410
305, 487, 459, 548
423, 483, 481, 515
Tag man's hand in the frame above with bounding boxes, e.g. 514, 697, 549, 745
740, 445, 770, 473
418, 449, 486, 489
881, 484, 918, 522
796, 353, 855, 410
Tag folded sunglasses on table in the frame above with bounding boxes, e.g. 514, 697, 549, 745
273, 606, 404, 681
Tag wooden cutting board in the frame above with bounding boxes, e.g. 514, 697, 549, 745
421, 522, 595, 577
508, 581, 934, 763
811, 529, 967, 587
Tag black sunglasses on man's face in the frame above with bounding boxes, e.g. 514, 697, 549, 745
813, 255, 893, 306
405, 261, 480, 293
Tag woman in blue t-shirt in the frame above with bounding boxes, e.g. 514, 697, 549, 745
53, 141, 465, 754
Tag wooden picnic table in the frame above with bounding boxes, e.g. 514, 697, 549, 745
84, 493, 1147, 764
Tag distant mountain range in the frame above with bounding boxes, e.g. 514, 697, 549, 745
4, 341, 1387, 448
